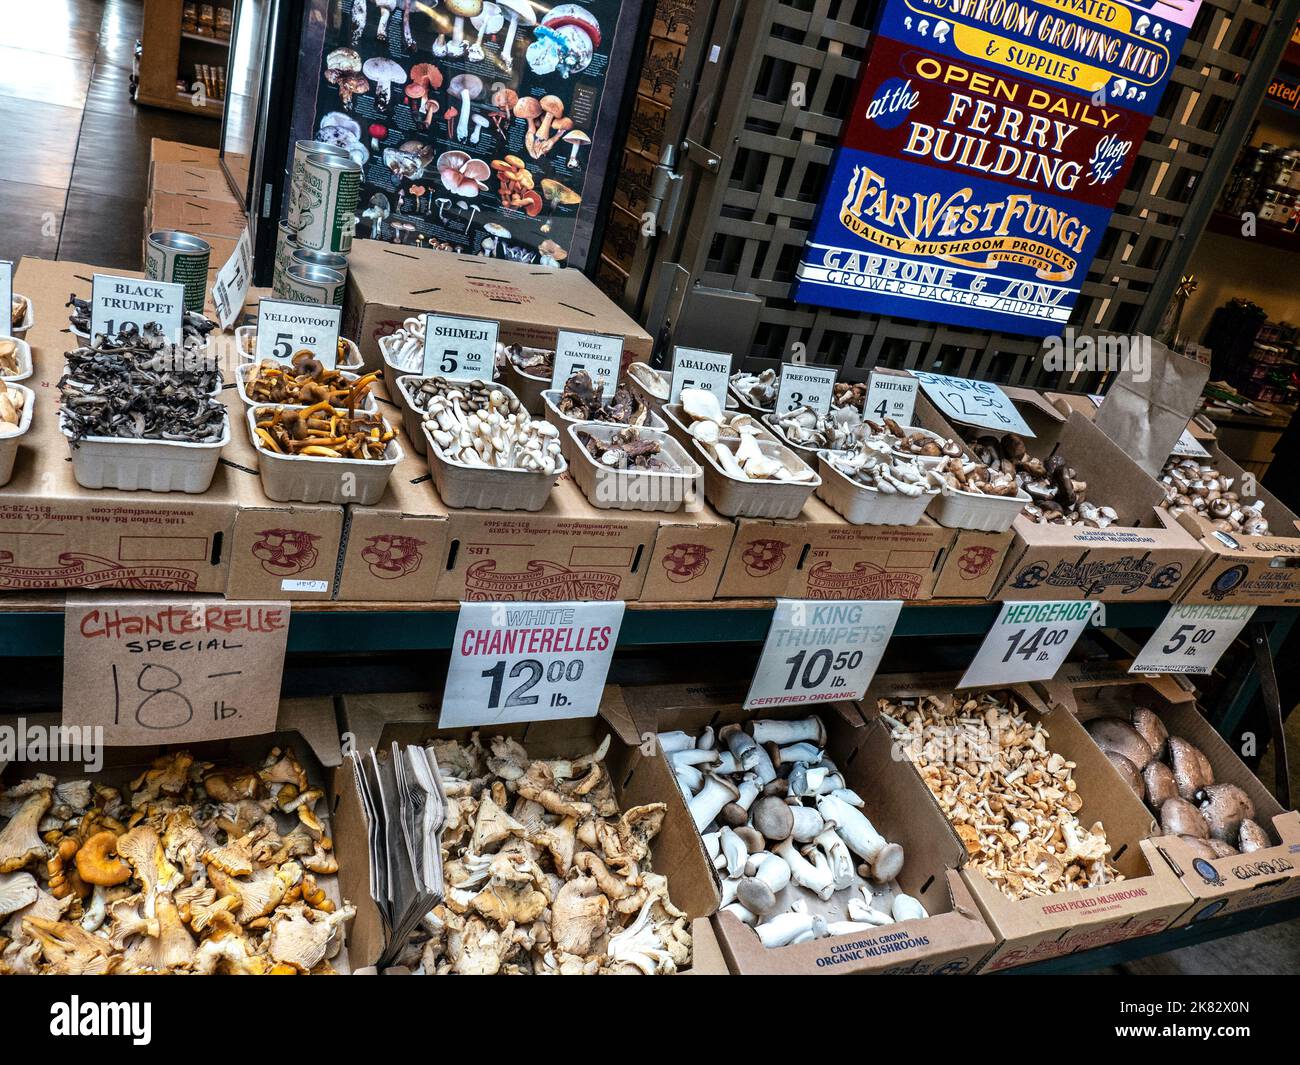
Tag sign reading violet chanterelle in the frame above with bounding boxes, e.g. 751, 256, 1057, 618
794, 0, 1203, 336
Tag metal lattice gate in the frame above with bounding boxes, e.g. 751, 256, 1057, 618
599, 0, 1300, 392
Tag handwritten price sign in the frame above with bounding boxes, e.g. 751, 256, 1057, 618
911, 371, 1034, 437
63, 598, 290, 745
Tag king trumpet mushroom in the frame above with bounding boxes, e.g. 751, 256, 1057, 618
663, 716, 923, 950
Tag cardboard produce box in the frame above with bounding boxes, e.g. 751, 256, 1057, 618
149, 161, 236, 201
221, 390, 347, 601
148, 191, 248, 243
1046, 670, 1300, 926
861, 673, 1194, 972
619, 682, 996, 975
434, 474, 734, 604
0, 258, 237, 593
334, 687, 725, 973
716, 494, 956, 601
149, 138, 223, 168
930, 391, 1208, 602
0, 699, 355, 972
342, 242, 653, 368
1168, 436, 1300, 605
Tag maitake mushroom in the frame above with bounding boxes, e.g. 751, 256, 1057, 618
418, 732, 691, 974
0, 747, 353, 975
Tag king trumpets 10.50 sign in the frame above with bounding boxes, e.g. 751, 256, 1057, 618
794, 0, 1202, 336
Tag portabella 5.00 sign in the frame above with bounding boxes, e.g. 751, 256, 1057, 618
793, 0, 1202, 336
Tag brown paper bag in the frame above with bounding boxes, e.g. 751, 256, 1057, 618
1093, 339, 1209, 476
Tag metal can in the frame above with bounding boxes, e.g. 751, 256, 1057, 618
144, 230, 211, 311
293, 153, 361, 253
275, 262, 346, 306
287, 139, 349, 233
289, 249, 348, 305
272, 218, 297, 295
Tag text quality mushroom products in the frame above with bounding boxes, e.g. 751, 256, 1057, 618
0, 748, 355, 974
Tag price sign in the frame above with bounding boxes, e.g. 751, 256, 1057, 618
422, 313, 498, 380
1130, 604, 1255, 675
211, 229, 252, 329
255, 299, 343, 368
90, 274, 185, 342
0, 260, 12, 332
551, 329, 624, 391
441, 601, 625, 727
864, 371, 919, 424
62, 598, 289, 745
744, 599, 902, 710
1170, 429, 1211, 459
775, 364, 838, 417
959, 600, 1097, 688
669, 347, 733, 404
912, 371, 1034, 437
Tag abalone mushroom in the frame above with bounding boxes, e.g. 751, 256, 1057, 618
450, 73, 485, 141
362, 56, 406, 113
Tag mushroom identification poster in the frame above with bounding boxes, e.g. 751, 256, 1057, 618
313, 1, 641, 270
793, 0, 1204, 337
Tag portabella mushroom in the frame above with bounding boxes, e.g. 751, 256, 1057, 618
1195, 783, 1255, 843
1168, 735, 1214, 801
1085, 717, 1153, 771
1160, 797, 1209, 839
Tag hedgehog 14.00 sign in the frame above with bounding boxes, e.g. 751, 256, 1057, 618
794, 0, 1203, 336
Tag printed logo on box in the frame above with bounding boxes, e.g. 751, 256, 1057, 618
361, 534, 427, 579
462, 559, 622, 601
252, 529, 321, 575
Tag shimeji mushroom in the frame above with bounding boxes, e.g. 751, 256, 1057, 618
363, 57, 407, 113
497, 0, 538, 71
450, 74, 485, 141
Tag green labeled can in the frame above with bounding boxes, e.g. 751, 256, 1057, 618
144, 230, 210, 311
272, 218, 297, 295
294, 152, 361, 254
275, 262, 346, 306
288, 139, 349, 233
290, 249, 348, 305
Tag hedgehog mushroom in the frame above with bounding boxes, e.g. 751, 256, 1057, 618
0, 790, 51, 873
22, 916, 116, 975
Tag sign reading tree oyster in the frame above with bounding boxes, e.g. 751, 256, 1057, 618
793, 0, 1203, 336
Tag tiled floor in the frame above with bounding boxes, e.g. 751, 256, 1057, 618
0, 0, 219, 270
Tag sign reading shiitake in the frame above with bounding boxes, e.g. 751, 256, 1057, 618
669, 347, 733, 405
551, 329, 625, 392
864, 371, 918, 424
775, 364, 838, 416
422, 313, 499, 380
255, 299, 343, 368
90, 274, 185, 342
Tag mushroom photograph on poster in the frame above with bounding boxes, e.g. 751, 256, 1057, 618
313, 0, 638, 270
